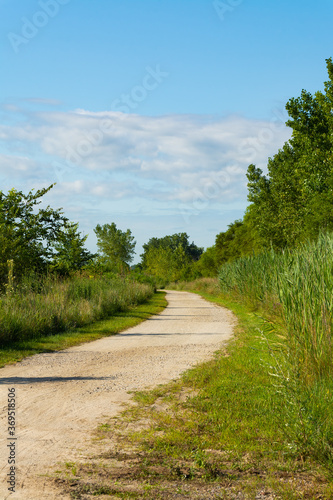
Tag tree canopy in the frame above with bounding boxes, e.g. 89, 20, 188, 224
0, 184, 94, 288
141, 233, 203, 282
50, 221, 96, 275
195, 58, 333, 278
246, 57, 333, 248
94, 222, 136, 273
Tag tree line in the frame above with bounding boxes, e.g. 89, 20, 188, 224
0, 183, 203, 289
197, 57, 333, 274
0, 184, 93, 287
0, 184, 136, 289
2, 58, 332, 288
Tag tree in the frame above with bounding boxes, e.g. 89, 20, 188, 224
141, 233, 203, 282
246, 58, 333, 248
141, 233, 202, 266
50, 222, 96, 275
0, 184, 68, 287
196, 218, 261, 277
94, 223, 136, 273
195, 246, 218, 277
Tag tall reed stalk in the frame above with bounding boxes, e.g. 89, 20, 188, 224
218, 232, 333, 465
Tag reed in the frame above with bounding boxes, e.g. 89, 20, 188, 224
218, 232, 333, 465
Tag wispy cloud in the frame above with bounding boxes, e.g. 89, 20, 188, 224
0, 105, 291, 253
22, 97, 63, 106
0, 107, 291, 203
0, 153, 35, 172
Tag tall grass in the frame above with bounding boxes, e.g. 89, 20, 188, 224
218, 232, 333, 466
0, 274, 153, 344
169, 277, 221, 295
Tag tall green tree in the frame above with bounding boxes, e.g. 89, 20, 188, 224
141, 233, 202, 267
0, 184, 68, 287
94, 223, 136, 273
195, 245, 218, 277
246, 58, 333, 248
215, 218, 260, 264
141, 233, 203, 282
196, 218, 261, 277
50, 222, 96, 275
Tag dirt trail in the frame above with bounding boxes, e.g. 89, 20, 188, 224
0, 290, 235, 499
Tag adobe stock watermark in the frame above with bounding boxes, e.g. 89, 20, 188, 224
213, 0, 244, 22
111, 65, 169, 113
238, 105, 288, 164
179, 171, 231, 225
52, 64, 169, 182
8, 0, 71, 54
7, 387, 17, 494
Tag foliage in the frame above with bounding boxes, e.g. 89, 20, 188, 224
218, 232, 333, 465
0, 184, 95, 287
141, 232, 202, 266
50, 222, 96, 276
94, 222, 136, 273
0, 274, 153, 345
141, 232, 203, 283
246, 58, 333, 248
194, 246, 218, 277
5, 259, 14, 295
169, 277, 221, 295
216, 217, 262, 263
195, 218, 261, 277
129, 265, 158, 290
0, 184, 67, 287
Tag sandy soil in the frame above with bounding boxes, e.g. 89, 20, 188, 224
0, 290, 235, 499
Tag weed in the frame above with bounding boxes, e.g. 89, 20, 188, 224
0, 274, 153, 345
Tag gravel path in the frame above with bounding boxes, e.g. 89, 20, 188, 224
0, 290, 235, 499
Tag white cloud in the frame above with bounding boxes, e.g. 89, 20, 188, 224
0, 106, 292, 253
58, 179, 139, 200
0, 108, 291, 201
0, 153, 34, 172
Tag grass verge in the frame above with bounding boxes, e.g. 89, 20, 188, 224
53, 288, 333, 499
0, 290, 167, 368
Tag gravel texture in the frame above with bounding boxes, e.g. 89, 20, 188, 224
0, 290, 235, 499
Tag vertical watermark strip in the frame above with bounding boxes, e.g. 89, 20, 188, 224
7, 387, 16, 493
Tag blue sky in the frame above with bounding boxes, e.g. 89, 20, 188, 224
0, 0, 332, 261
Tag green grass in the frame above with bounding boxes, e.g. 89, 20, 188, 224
56, 287, 333, 499
0, 291, 167, 368
216, 233, 333, 467
172, 233, 333, 470
122, 292, 333, 496
0, 274, 154, 344
129, 299, 294, 460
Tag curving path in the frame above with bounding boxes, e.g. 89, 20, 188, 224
0, 290, 235, 499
